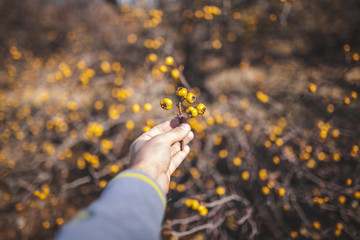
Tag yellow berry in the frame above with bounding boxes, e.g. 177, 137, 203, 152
185, 199, 193, 207
333, 152, 341, 162
219, 149, 228, 158
309, 83, 317, 93
256, 91, 269, 103
337, 222, 343, 230
284, 204, 291, 211
171, 69, 180, 79
99, 180, 107, 188
242, 171, 250, 181
132, 104, 140, 113
278, 188, 286, 197
199, 208, 208, 216
331, 129, 340, 138
192, 200, 200, 210
313, 221, 321, 230
233, 157, 241, 166
244, 124, 252, 132
273, 156, 280, 164
159, 65, 168, 73
259, 169, 268, 181
198, 204, 206, 212
176, 87, 188, 98
160, 98, 172, 110
196, 103, 206, 115
338, 195, 346, 204
346, 178, 352, 186
186, 92, 196, 104
125, 120, 135, 130
56, 217, 64, 226
143, 126, 151, 132
143, 103, 152, 111
165, 56, 174, 65
354, 191, 360, 199
147, 53, 158, 62
42, 221, 50, 229
267, 181, 275, 189
334, 229, 342, 237
351, 91, 358, 99
169, 181, 176, 190
216, 186, 226, 195
262, 186, 270, 195
186, 106, 198, 118
290, 231, 298, 238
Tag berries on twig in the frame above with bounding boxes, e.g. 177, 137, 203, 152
160, 98, 173, 110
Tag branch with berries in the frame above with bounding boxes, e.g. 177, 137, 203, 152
160, 86, 206, 150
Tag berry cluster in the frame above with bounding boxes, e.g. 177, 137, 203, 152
160, 87, 206, 119
184, 199, 208, 216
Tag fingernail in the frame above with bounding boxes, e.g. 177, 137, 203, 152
179, 123, 190, 132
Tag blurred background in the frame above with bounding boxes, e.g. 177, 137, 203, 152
0, 0, 360, 239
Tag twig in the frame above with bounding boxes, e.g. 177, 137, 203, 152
237, 208, 253, 225
280, 2, 292, 27
205, 194, 249, 208
170, 210, 236, 238
61, 176, 91, 191
165, 215, 201, 227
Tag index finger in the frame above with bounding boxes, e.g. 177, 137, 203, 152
137, 117, 181, 140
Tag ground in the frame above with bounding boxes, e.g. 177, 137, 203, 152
0, 0, 360, 239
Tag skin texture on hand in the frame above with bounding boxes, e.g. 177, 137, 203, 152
129, 117, 194, 194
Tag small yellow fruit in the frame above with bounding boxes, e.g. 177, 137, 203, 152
199, 208, 208, 216
262, 186, 270, 195
196, 103, 206, 114
198, 204, 206, 212
165, 56, 174, 65
143, 103, 152, 111
278, 188, 286, 197
159, 65, 168, 72
185, 199, 193, 207
160, 98, 172, 110
192, 200, 200, 210
186, 92, 196, 104
186, 106, 198, 118
216, 186, 226, 195
259, 169, 268, 181
354, 191, 360, 199
147, 53, 158, 62
338, 195, 346, 204
242, 171, 250, 180
132, 104, 140, 113
176, 87, 188, 97
313, 221, 321, 229
171, 69, 180, 79
143, 126, 151, 132
309, 83, 317, 93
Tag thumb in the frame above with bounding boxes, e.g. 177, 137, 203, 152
161, 123, 191, 145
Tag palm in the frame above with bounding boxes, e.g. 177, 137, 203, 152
129, 118, 193, 193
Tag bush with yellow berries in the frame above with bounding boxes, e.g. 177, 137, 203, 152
1, 1, 360, 240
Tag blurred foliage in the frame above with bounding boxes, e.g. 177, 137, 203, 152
0, 0, 360, 239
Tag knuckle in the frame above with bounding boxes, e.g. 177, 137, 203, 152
152, 135, 165, 143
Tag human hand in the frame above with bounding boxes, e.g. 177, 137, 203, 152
129, 117, 194, 194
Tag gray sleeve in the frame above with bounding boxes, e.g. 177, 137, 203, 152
55, 169, 166, 240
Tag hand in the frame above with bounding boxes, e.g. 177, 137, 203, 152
129, 117, 194, 194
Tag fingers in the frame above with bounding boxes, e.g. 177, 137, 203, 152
168, 145, 190, 175
161, 123, 191, 145
136, 117, 181, 141
170, 131, 194, 157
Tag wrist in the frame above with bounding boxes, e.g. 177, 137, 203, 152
129, 165, 169, 194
